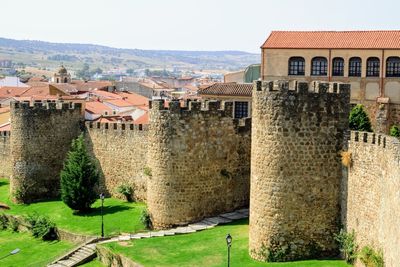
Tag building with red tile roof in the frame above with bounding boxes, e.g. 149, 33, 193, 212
261, 30, 400, 133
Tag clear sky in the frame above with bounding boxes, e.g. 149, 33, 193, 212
2, 0, 400, 53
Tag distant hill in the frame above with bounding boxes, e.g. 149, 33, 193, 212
0, 37, 260, 72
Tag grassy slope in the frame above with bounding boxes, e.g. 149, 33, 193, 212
0, 178, 145, 236
103, 219, 350, 267
0, 230, 74, 267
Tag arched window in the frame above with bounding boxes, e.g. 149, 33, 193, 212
311, 57, 327, 76
349, 57, 362, 77
64, 77, 68, 83
386, 57, 400, 77
332, 57, 344, 76
366, 57, 380, 77
56, 78, 59, 83
288, 57, 305, 76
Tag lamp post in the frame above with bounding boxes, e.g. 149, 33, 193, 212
100, 193, 105, 238
226, 234, 232, 267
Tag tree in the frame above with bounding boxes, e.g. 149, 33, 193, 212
60, 134, 99, 212
76, 63, 91, 80
390, 125, 400, 138
126, 68, 134, 75
349, 104, 372, 132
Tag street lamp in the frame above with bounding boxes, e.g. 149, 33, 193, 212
226, 234, 232, 267
100, 193, 105, 238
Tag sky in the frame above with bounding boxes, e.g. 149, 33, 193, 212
2, 0, 400, 53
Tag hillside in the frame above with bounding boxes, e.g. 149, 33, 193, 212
0, 37, 260, 72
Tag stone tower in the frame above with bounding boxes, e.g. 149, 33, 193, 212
249, 81, 350, 261
147, 100, 251, 229
10, 101, 83, 203
53, 65, 71, 83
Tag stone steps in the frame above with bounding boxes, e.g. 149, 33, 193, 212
48, 208, 249, 266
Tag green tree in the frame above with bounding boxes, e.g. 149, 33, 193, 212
126, 68, 134, 75
349, 104, 372, 132
60, 134, 99, 212
76, 63, 91, 80
390, 125, 400, 138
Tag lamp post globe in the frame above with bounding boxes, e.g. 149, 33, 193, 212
226, 233, 232, 267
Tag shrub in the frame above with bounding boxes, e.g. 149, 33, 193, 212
334, 229, 357, 264
25, 213, 57, 240
60, 133, 99, 212
390, 125, 400, 138
140, 208, 152, 230
7, 217, 20, 232
0, 213, 8, 230
341, 151, 352, 168
358, 246, 384, 267
143, 167, 152, 177
116, 184, 133, 202
349, 104, 373, 132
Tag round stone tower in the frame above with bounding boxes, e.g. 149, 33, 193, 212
249, 80, 350, 261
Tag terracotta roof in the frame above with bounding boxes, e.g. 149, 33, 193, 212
0, 123, 10, 131
0, 86, 31, 99
0, 106, 10, 113
93, 116, 133, 123
133, 112, 148, 124
89, 89, 121, 100
262, 30, 400, 49
199, 83, 252, 97
50, 84, 78, 94
85, 101, 113, 115
104, 99, 134, 108
116, 92, 149, 110
70, 81, 112, 92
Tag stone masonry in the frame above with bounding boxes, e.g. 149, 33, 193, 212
249, 80, 350, 261
346, 131, 400, 267
0, 130, 11, 178
10, 101, 83, 203
85, 121, 148, 201
147, 100, 251, 229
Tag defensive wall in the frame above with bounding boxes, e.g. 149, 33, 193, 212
346, 131, 400, 267
147, 100, 251, 228
85, 121, 148, 201
0, 130, 11, 178
10, 101, 83, 203
249, 80, 350, 261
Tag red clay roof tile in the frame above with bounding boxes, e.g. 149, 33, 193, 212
262, 30, 400, 49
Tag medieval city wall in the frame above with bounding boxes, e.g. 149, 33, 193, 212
346, 131, 400, 267
249, 80, 350, 261
10, 101, 83, 203
147, 100, 251, 229
0, 131, 11, 178
85, 122, 148, 201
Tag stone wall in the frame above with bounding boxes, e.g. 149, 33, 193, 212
346, 131, 400, 267
147, 100, 251, 229
249, 80, 350, 261
85, 122, 148, 201
0, 131, 11, 178
10, 101, 83, 203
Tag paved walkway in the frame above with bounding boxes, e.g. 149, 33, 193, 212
48, 208, 249, 267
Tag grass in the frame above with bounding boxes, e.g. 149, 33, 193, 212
81, 259, 106, 267
0, 178, 146, 236
0, 230, 74, 267
102, 219, 350, 267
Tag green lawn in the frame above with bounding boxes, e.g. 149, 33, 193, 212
81, 259, 106, 267
0, 178, 146, 237
102, 219, 350, 267
0, 230, 74, 267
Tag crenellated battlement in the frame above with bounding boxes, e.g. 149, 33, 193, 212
0, 131, 10, 137
11, 100, 82, 111
85, 121, 148, 131
150, 99, 234, 117
350, 131, 400, 152
254, 80, 351, 96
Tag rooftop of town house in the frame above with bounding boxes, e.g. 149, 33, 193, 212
89, 89, 122, 100
262, 30, 400, 49
0, 122, 10, 131
116, 92, 149, 110
133, 111, 148, 124
199, 82, 252, 97
85, 101, 113, 115
0, 86, 31, 99
103, 99, 135, 108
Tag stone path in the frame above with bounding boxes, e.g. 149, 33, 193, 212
48, 208, 249, 266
